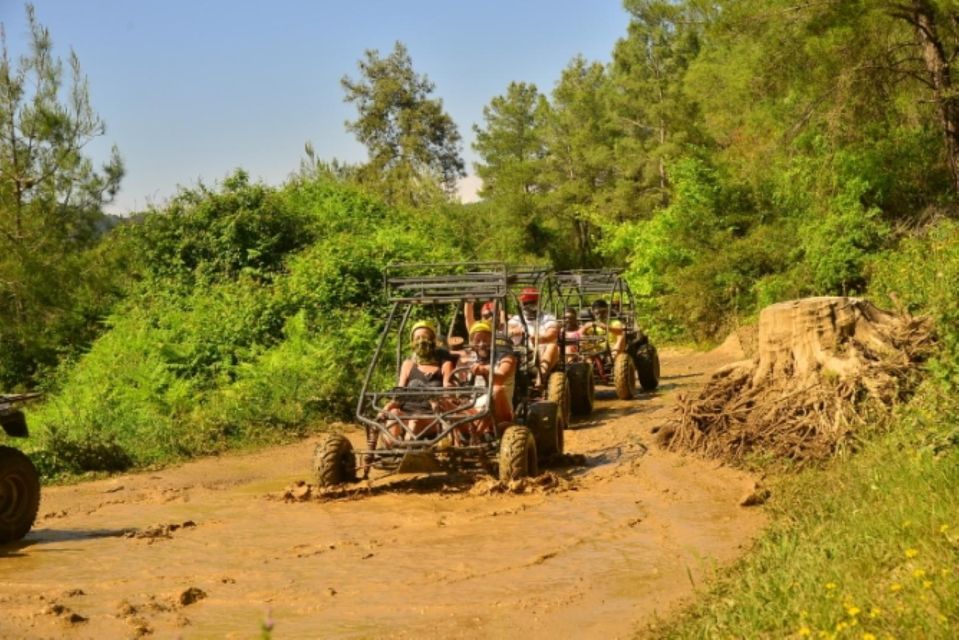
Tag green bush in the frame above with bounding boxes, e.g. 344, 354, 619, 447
25, 174, 461, 477
868, 218, 959, 391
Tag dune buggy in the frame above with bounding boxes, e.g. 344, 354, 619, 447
1, 393, 41, 544
312, 263, 565, 487
554, 270, 660, 402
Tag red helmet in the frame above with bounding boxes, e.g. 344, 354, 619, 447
518, 287, 539, 303
481, 301, 494, 313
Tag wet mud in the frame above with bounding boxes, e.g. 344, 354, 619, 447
0, 343, 765, 639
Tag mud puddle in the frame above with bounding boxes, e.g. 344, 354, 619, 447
0, 344, 765, 639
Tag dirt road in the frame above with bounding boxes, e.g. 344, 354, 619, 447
0, 342, 765, 639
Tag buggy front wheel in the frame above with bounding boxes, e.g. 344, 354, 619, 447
613, 352, 637, 400
312, 434, 358, 487
498, 425, 538, 482
0, 446, 40, 544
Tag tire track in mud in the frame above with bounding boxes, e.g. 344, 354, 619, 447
0, 342, 765, 639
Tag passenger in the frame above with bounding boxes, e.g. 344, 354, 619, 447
562, 306, 582, 359
380, 320, 454, 440
463, 320, 516, 438
464, 300, 499, 332
509, 287, 559, 383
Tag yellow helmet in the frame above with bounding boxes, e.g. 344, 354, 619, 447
609, 319, 624, 332
469, 320, 493, 336
409, 320, 437, 341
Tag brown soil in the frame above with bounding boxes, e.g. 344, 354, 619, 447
0, 345, 764, 639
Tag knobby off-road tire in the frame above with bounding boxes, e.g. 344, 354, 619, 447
312, 434, 358, 487
0, 446, 40, 544
567, 361, 595, 416
634, 344, 660, 392
527, 402, 563, 460
498, 425, 538, 482
613, 352, 637, 400
547, 371, 571, 429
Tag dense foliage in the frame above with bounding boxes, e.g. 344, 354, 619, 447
28, 173, 458, 476
3, 1, 959, 479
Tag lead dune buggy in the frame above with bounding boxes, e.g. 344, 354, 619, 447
1, 393, 41, 544
554, 270, 660, 403
312, 263, 565, 487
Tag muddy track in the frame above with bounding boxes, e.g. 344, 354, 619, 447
0, 343, 764, 639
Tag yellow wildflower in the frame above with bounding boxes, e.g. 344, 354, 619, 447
863, 634, 877, 640
940, 524, 950, 533
913, 568, 926, 578
799, 626, 811, 637
923, 580, 933, 589
846, 605, 861, 617
904, 548, 919, 558
825, 582, 837, 590
869, 607, 881, 618
890, 583, 903, 592
835, 621, 849, 632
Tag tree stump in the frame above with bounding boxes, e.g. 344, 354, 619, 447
659, 297, 934, 466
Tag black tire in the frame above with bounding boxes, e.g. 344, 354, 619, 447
567, 361, 595, 416
312, 435, 358, 487
613, 352, 636, 400
0, 446, 40, 544
498, 425, 538, 482
547, 371, 571, 429
635, 344, 660, 391
527, 401, 563, 459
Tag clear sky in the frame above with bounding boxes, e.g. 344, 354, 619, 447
1, 1, 631, 213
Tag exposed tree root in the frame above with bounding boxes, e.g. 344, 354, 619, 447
658, 297, 936, 466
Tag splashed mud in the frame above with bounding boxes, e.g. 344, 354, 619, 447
0, 346, 765, 639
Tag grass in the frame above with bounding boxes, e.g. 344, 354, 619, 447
651, 383, 959, 639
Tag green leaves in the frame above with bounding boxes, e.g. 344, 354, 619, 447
0, 5, 125, 387
342, 42, 464, 206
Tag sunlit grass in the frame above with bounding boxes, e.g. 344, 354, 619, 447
652, 384, 959, 639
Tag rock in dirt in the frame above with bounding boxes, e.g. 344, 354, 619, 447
178, 587, 207, 606
282, 480, 312, 502
739, 485, 771, 507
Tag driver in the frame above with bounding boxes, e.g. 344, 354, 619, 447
508, 287, 559, 384
380, 320, 454, 440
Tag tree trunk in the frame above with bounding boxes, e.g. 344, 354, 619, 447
659, 297, 934, 465
903, 1, 959, 198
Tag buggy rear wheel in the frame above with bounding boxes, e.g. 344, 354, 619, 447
498, 425, 538, 482
0, 446, 40, 544
613, 352, 637, 400
312, 434, 358, 487
567, 361, 595, 416
634, 344, 660, 391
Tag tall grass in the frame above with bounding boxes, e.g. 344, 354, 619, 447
654, 385, 959, 639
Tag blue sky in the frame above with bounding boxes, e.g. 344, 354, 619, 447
1, 1, 631, 213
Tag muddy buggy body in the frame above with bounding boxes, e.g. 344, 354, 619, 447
312, 263, 564, 487
554, 270, 660, 402
0, 393, 41, 543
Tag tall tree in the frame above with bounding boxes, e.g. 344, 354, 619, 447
472, 81, 547, 199
341, 42, 464, 207
471, 81, 551, 259
540, 57, 617, 267
0, 4, 124, 386
609, 0, 707, 217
